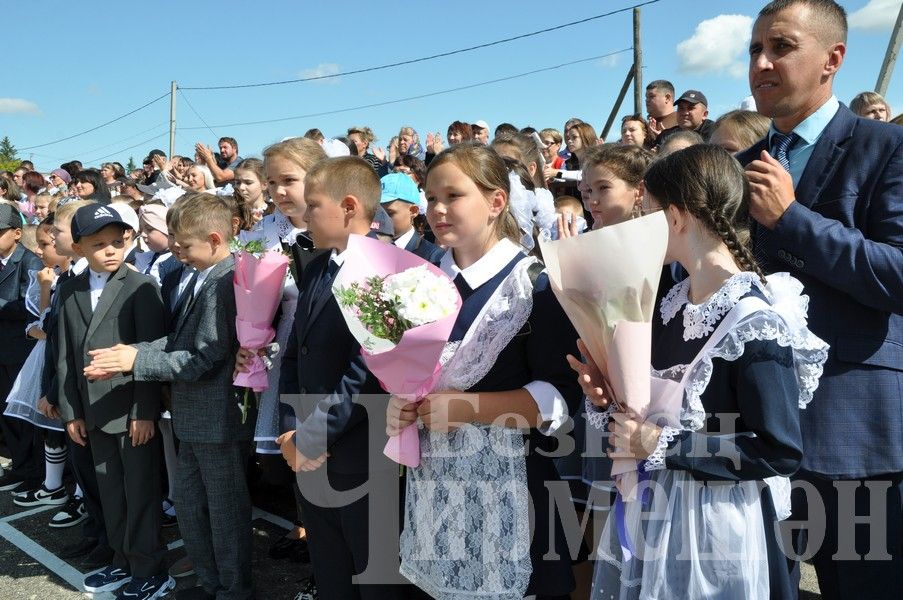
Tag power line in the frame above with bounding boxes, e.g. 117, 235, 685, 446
179, 49, 632, 131
76, 122, 169, 157
180, 1, 659, 91
19, 93, 169, 150
177, 89, 218, 138
84, 129, 170, 164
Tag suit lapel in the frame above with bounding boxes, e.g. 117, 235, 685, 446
174, 256, 233, 336
86, 265, 129, 341
72, 272, 93, 327
794, 105, 855, 208
0, 245, 23, 287
306, 265, 339, 333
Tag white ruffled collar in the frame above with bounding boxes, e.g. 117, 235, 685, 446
660, 271, 763, 341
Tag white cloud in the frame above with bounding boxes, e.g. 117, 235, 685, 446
677, 14, 754, 79
597, 54, 621, 69
300, 63, 342, 84
850, 0, 902, 32
0, 98, 40, 115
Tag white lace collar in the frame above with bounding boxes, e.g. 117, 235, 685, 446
272, 210, 306, 245
660, 271, 762, 341
439, 238, 521, 289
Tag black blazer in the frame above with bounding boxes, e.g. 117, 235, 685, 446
737, 104, 903, 478
403, 231, 445, 264
56, 264, 166, 433
280, 251, 386, 475
0, 244, 43, 365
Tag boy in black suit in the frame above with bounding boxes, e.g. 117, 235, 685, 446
56, 204, 172, 598
0, 204, 45, 491
271, 157, 409, 599
87, 193, 251, 600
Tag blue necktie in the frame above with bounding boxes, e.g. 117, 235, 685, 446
771, 132, 798, 172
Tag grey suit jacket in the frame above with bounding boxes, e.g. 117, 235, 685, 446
56, 264, 166, 434
132, 255, 248, 444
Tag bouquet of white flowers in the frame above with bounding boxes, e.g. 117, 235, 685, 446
332, 235, 461, 467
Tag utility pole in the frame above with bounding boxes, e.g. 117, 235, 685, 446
633, 7, 643, 115
876, 2, 903, 96
169, 81, 177, 158
601, 66, 636, 140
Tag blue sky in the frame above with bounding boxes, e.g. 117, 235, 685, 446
3, 0, 900, 171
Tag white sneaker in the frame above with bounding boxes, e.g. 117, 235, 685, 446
13, 484, 69, 507
50, 497, 88, 528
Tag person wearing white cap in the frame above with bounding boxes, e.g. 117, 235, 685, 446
472, 120, 490, 144
109, 202, 141, 265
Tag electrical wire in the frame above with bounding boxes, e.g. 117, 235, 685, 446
83, 129, 170, 164
180, 1, 658, 90
18, 93, 170, 150
180, 49, 632, 130
177, 89, 218, 138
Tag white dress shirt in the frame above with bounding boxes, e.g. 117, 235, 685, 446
393, 228, 415, 250
88, 269, 112, 311
439, 238, 569, 435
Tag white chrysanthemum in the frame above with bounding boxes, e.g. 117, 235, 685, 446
382, 265, 458, 326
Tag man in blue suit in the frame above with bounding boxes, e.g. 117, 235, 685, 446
739, 1, 903, 598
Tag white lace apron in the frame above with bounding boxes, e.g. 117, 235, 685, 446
400, 259, 538, 600
589, 272, 828, 600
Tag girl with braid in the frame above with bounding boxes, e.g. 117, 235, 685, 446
575, 145, 828, 599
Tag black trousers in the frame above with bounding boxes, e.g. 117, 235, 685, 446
89, 428, 164, 577
0, 362, 41, 483
789, 470, 903, 600
297, 470, 412, 600
67, 434, 107, 543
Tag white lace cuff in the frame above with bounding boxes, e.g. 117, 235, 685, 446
523, 380, 568, 435
584, 398, 612, 431
644, 426, 681, 471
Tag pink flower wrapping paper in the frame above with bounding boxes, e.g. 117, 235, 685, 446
539, 212, 670, 500
233, 249, 290, 392
331, 234, 461, 468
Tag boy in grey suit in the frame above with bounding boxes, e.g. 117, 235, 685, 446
56, 204, 172, 598
87, 193, 252, 600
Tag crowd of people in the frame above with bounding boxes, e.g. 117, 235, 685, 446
0, 1, 901, 599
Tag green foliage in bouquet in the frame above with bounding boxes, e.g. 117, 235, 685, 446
336, 276, 413, 346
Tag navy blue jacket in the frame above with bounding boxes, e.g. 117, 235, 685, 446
280, 251, 386, 475
0, 244, 42, 365
737, 104, 903, 478
403, 231, 444, 264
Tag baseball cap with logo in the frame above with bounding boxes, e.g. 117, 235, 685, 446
368, 205, 395, 238
71, 204, 131, 242
676, 90, 708, 107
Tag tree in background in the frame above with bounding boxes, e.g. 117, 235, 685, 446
0, 136, 20, 172
126, 156, 137, 173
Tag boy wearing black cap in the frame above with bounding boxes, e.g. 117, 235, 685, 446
55, 204, 172, 598
0, 204, 44, 492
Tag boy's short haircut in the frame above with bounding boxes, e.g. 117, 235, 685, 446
554, 195, 584, 213
20, 225, 37, 253
305, 156, 380, 221
170, 192, 233, 240
54, 199, 95, 227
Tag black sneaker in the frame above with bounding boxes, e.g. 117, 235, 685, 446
294, 575, 318, 600
116, 573, 175, 599
0, 473, 25, 492
83, 565, 131, 593
161, 512, 178, 528
13, 484, 68, 507
49, 497, 88, 528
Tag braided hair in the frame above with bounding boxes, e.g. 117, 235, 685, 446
644, 144, 766, 283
